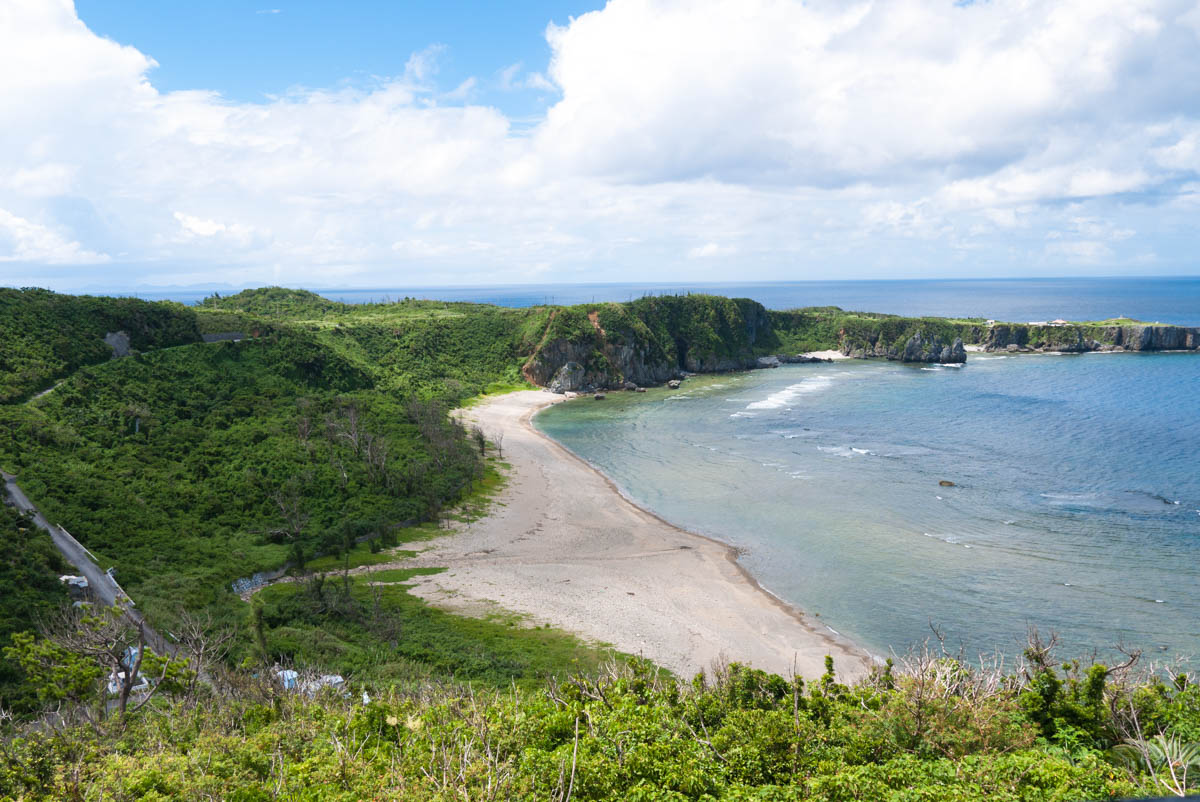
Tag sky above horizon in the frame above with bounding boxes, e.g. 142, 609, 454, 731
2, 0, 1200, 290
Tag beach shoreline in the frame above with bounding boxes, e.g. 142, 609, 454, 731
405, 389, 872, 681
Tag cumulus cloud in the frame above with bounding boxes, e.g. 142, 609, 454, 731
0, 208, 108, 264
538, 0, 1200, 189
688, 242, 736, 259
1, 0, 1199, 287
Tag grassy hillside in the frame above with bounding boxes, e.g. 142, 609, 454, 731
200, 287, 552, 399
0, 331, 484, 640
0, 288, 202, 403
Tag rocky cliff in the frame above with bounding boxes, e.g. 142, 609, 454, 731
523, 296, 774, 392
522, 301, 1199, 393
841, 331, 966, 364
979, 323, 1200, 353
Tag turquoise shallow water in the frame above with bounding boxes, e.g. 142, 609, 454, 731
535, 353, 1200, 663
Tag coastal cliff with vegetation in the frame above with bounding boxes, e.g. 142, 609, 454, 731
2, 286, 1200, 800
768, 306, 1200, 362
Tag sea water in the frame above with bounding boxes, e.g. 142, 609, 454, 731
135, 276, 1200, 325
535, 352, 1200, 663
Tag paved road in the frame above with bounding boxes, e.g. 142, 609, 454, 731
2, 470, 172, 656
2, 471, 124, 608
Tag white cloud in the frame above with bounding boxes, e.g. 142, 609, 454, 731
537, 0, 1199, 189
1045, 239, 1114, 263
174, 212, 227, 238
0, 208, 108, 264
688, 242, 736, 259
173, 212, 257, 245
0, 0, 1198, 287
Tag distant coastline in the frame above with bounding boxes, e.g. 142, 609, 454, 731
68, 276, 1200, 327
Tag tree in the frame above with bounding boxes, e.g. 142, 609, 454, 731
6, 605, 185, 726
174, 609, 235, 705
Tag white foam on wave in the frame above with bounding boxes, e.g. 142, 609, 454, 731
920, 367, 941, 371
744, 376, 834, 410
729, 411, 756, 419
817, 444, 874, 458
923, 532, 972, 548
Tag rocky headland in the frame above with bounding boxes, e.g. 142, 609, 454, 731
520, 299, 1199, 394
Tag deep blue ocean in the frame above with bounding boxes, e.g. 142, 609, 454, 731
132, 276, 1200, 325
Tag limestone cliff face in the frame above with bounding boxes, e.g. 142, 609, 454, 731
526, 337, 676, 390
841, 331, 966, 364
524, 296, 769, 392
981, 324, 1200, 353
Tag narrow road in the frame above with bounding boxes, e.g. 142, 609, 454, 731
2, 471, 123, 607
2, 470, 171, 655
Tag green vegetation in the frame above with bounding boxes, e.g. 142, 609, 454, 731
0, 288, 201, 403
766, 307, 1186, 357
0, 503, 68, 712
200, 287, 551, 400
768, 308, 977, 355
255, 567, 619, 686
625, 294, 776, 367
0, 331, 486, 643
3, 646, 1199, 800
3, 286, 1198, 800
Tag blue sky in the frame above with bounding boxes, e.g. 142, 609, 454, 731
1, 0, 1198, 290
75, 1, 599, 121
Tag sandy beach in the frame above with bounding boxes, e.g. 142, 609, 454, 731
405, 390, 871, 681
803, 349, 851, 361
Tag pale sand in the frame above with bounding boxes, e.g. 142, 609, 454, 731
802, 349, 851, 361
963, 344, 986, 353
405, 390, 872, 681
